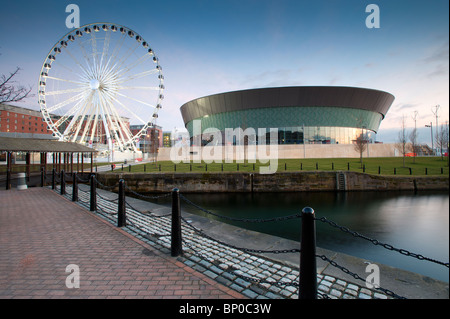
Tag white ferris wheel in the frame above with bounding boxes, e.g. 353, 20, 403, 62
38, 23, 164, 155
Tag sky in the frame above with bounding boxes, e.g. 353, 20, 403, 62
0, 0, 448, 144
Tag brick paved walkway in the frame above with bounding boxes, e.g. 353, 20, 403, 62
0, 188, 244, 299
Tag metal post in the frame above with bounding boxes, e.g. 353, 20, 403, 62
40, 168, 45, 187
299, 207, 317, 299
171, 188, 182, 257
52, 168, 55, 190
6, 170, 11, 190
72, 173, 78, 202
60, 170, 65, 195
90, 174, 96, 212
118, 179, 126, 227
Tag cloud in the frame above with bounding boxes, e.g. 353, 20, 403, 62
394, 103, 419, 111
422, 41, 449, 79
239, 68, 304, 88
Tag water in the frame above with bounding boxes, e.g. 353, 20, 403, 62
152, 190, 449, 283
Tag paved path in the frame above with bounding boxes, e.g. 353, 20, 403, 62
0, 188, 244, 299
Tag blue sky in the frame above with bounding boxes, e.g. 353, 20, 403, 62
0, 0, 448, 143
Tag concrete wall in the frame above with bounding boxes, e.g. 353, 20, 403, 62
157, 143, 398, 162
97, 171, 448, 193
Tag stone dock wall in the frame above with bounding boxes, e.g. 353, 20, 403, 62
96, 171, 449, 193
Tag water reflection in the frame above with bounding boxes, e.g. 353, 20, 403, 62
153, 191, 449, 282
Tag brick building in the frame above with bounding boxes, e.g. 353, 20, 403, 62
0, 104, 54, 139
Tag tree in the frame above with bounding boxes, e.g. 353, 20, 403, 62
408, 128, 419, 163
395, 115, 410, 167
353, 132, 368, 168
0, 67, 33, 103
436, 121, 449, 164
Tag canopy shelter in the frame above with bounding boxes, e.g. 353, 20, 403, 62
0, 137, 97, 189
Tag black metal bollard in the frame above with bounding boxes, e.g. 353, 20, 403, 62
299, 207, 317, 299
6, 170, 11, 190
171, 188, 183, 257
117, 179, 126, 227
40, 168, 45, 187
72, 173, 78, 202
90, 174, 96, 211
60, 170, 66, 195
52, 168, 56, 190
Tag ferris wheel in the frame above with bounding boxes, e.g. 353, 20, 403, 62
38, 23, 164, 154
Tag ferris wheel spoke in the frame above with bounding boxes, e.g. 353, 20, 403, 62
102, 96, 134, 149
62, 96, 93, 139
46, 90, 89, 113
114, 53, 153, 78
79, 108, 96, 144
97, 92, 125, 150
116, 85, 160, 90
45, 87, 86, 96
115, 91, 156, 108
52, 90, 92, 128
110, 42, 141, 75
114, 69, 159, 84
46, 76, 87, 86
62, 46, 93, 80
101, 33, 127, 77
69, 94, 97, 143
101, 89, 148, 125
99, 28, 111, 70
76, 38, 96, 75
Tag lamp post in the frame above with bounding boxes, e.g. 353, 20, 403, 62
425, 122, 433, 155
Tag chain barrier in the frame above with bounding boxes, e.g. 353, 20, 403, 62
181, 215, 300, 255
123, 183, 172, 200
316, 254, 406, 299
180, 194, 302, 223
93, 176, 119, 190
182, 238, 303, 291
316, 216, 449, 268
95, 190, 119, 202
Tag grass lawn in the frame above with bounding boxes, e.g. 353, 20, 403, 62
116, 157, 449, 176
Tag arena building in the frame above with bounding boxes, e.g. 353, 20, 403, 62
180, 86, 394, 146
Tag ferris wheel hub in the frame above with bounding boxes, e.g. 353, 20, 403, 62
89, 79, 100, 90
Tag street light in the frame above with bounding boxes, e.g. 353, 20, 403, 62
425, 122, 433, 155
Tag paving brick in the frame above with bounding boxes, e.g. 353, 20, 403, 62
0, 188, 245, 299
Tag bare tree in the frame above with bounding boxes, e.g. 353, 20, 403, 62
0, 67, 33, 103
395, 115, 410, 167
408, 127, 419, 163
436, 121, 449, 164
353, 132, 368, 168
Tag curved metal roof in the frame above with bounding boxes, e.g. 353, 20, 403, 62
180, 86, 395, 125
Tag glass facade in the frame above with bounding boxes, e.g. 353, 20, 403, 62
186, 106, 380, 145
